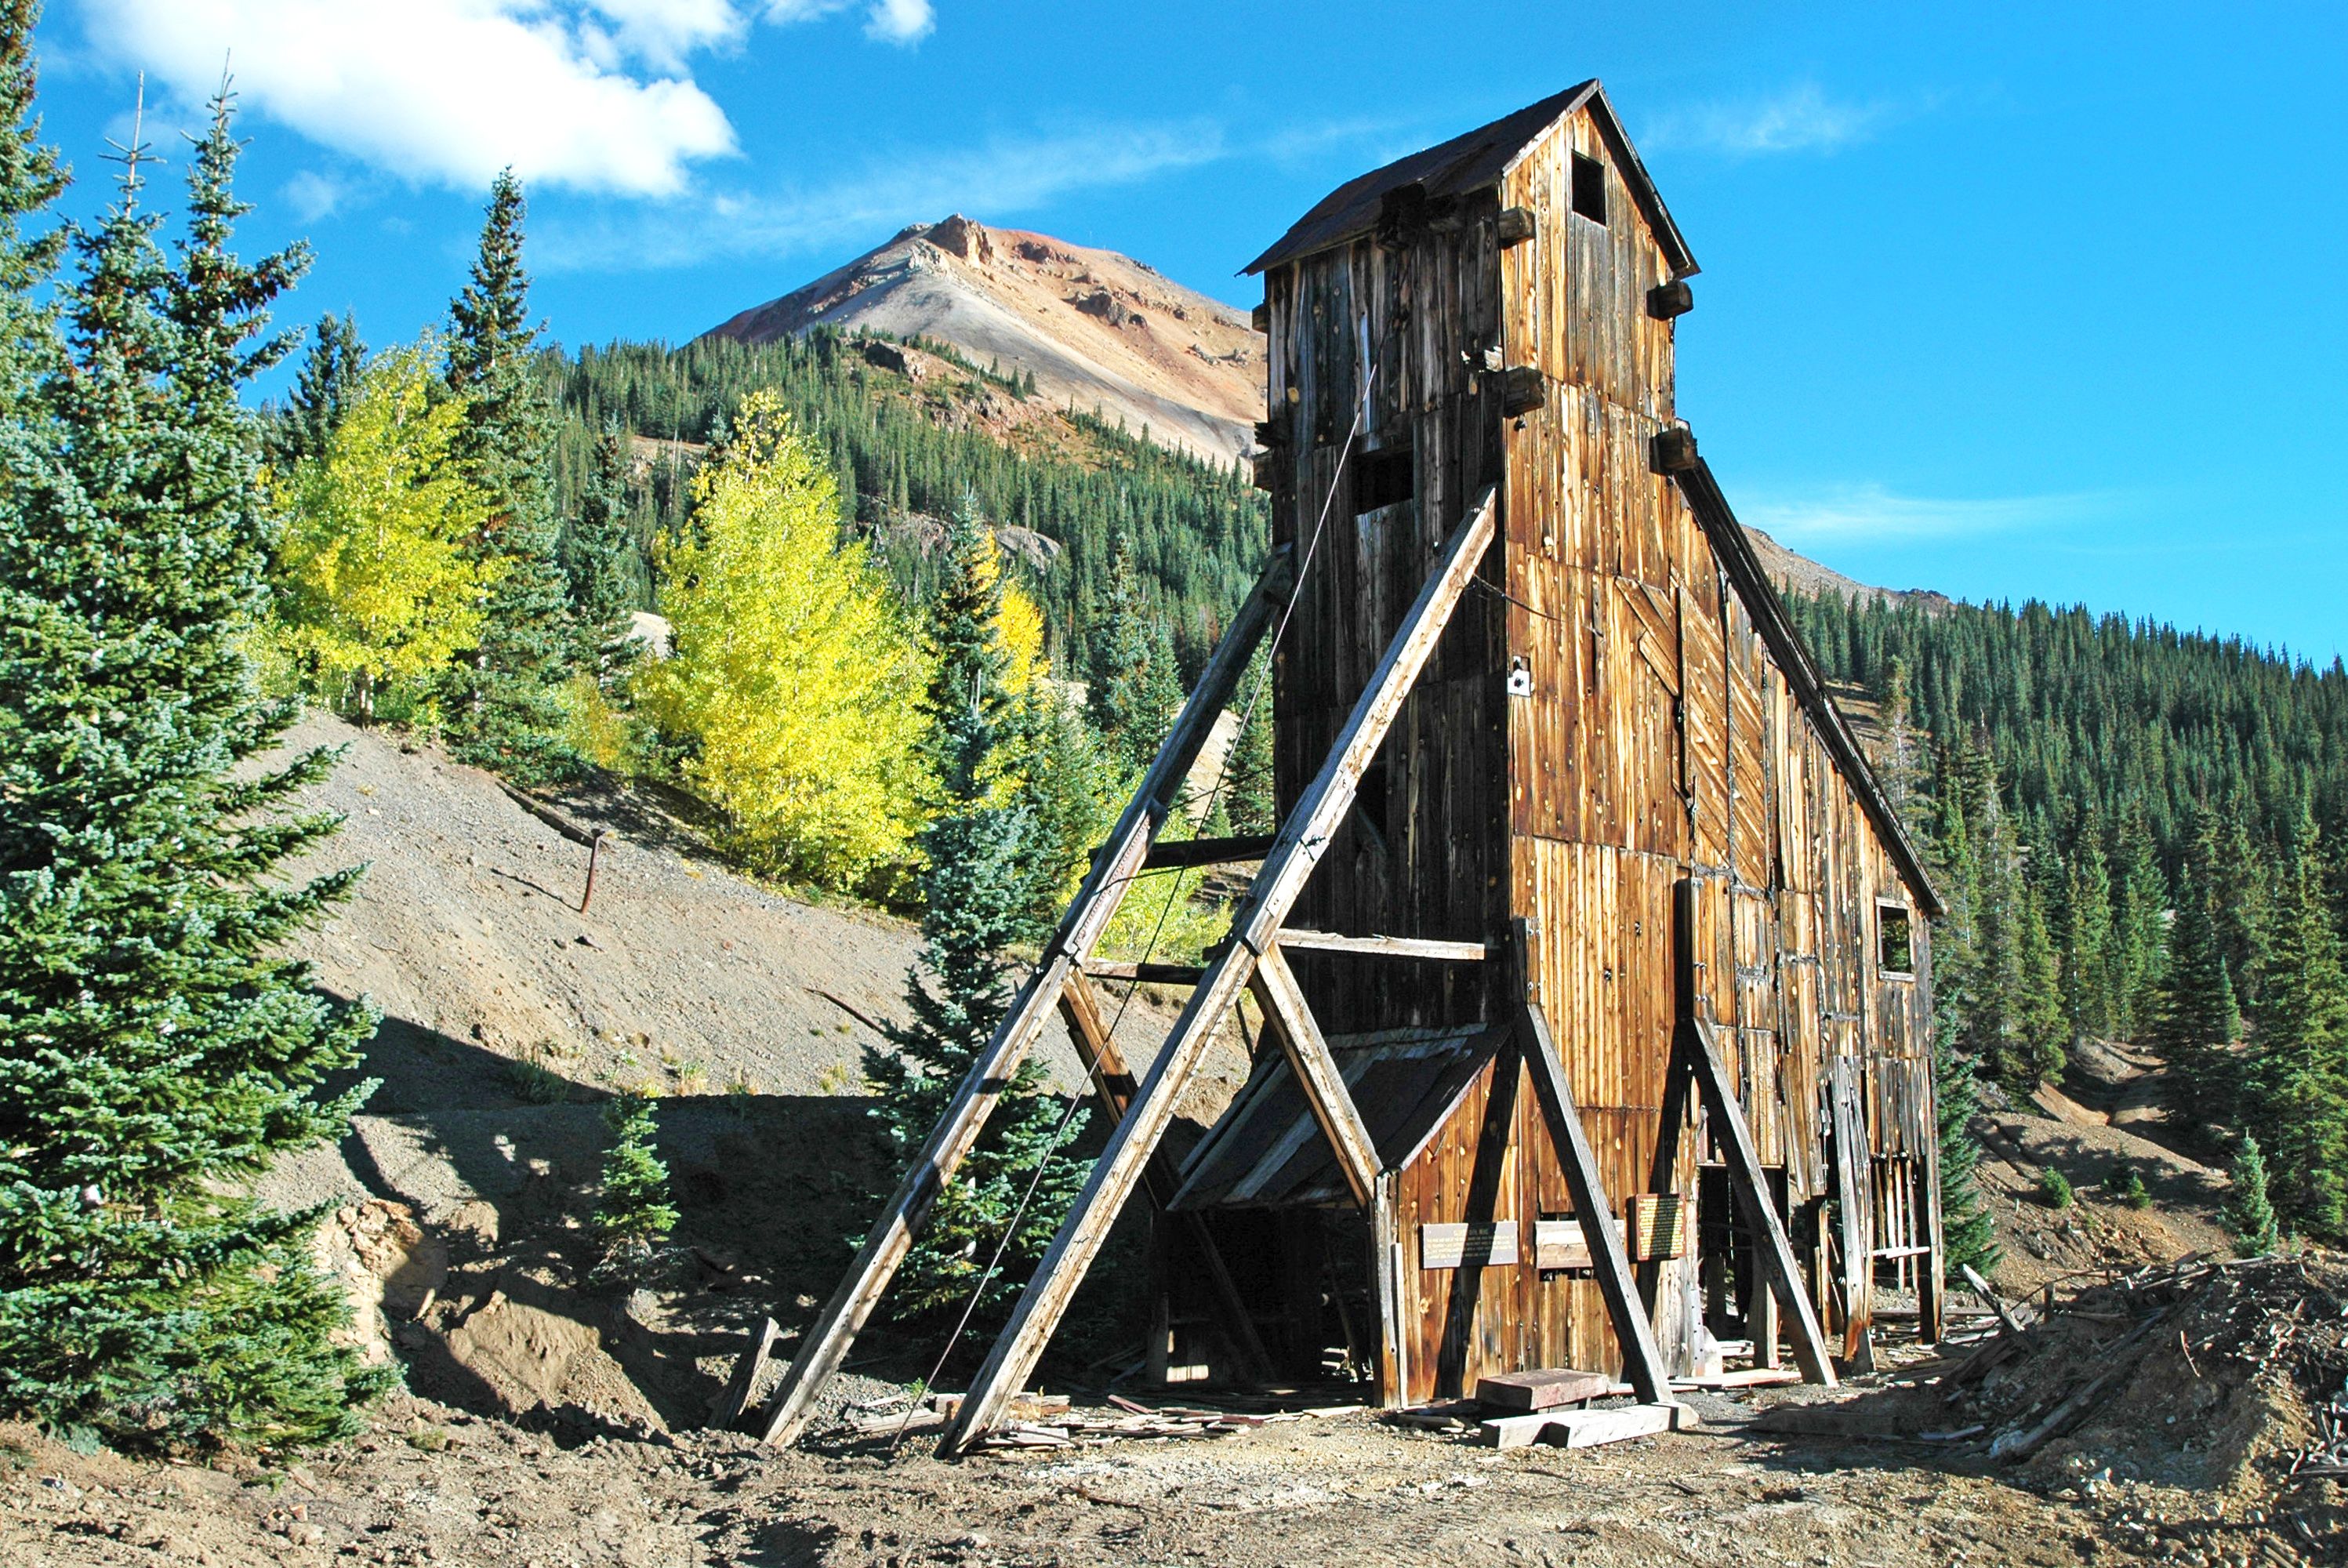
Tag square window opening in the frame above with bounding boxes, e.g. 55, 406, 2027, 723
1878, 903, 1915, 977
1570, 153, 1608, 224
1355, 445, 1415, 514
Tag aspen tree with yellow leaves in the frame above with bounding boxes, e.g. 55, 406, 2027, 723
634, 391, 925, 891
270, 344, 499, 724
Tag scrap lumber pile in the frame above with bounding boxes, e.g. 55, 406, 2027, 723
1378, 1368, 1696, 1450
1921, 1255, 2348, 1495
950, 1394, 1356, 1451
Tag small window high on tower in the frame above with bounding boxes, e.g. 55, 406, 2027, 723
1570, 152, 1607, 223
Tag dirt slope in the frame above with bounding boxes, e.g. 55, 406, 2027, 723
702, 215, 1264, 463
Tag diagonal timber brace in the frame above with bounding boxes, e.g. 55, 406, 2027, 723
1681, 1016, 1838, 1387
939, 488, 1500, 1454
746, 546, 1295, 1446
1515, 991, 1676, 1406
1249, 946, 1381, 1209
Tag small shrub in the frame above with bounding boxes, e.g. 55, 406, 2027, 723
2106, 1166, 2151, 1210
506, 1044, 573, 1104
2038, 1167, 2074, 1209
405, 1425, 449, 1452
815, 1061, 862, 1096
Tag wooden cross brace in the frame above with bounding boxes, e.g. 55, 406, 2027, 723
938, 488, 1500, 1454
742, 544, 1297, 1446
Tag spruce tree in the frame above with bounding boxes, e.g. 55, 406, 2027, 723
865, 496, 1089, 1317
1933, 1009, 2000, 1279
2060, 824, 2115, 1045
0, 82, 386, 1451
268, 310, 362, 467
1010, 684, 1111, 929
561, 417, 641, 691
0, 0, 62, 412
2224, 1133, 2281, 1257
442, 169, 575, 779
2243, 821, 2348, 1237
1223, 650, 1277, 837
1087, 532, 1182, 780
2154, 855, 2241, 1135
593, 1093, 677, 1277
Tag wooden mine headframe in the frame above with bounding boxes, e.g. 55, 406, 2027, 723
740, 80, 1948, 1454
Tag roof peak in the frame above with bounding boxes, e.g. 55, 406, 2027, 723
1244, 80, 1694, 278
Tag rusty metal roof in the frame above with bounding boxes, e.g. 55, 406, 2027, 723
1243, 81, 1696, 278
1166, 1025, 1508, 1211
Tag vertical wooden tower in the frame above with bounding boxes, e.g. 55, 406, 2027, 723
746, 81, 1946, 1451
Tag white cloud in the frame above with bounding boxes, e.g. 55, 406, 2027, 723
761, 0, 930, 45
863, 0, 931, 44
1643, 84, 1911, 158
282, 169, 348, 220
75, 0, 941, 198
541, 118, 1224, 269
1744, 483, 2111, 546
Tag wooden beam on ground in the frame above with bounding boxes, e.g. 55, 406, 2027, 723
709, 1316, 779, 1432
1248, 946, 1381, 1208
938, 490, 1499, 1456
1480, 1402, 1691, 1450
1134, 835, 1276, 871
748, 545, 1295, 1447
1058, 971, 1274, 1385
1272, 930, 1492, 962
1682, 1016, 1838, 1388
1961, 1263, 2027, 1339
1515, 993, 1676, 1407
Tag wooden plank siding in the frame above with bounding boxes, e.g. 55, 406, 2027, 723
1250, 96, 1939, 1400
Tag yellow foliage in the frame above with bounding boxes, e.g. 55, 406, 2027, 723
270, 344, 498, 719
633, 391, 927, 890
996, 577, 1047, 692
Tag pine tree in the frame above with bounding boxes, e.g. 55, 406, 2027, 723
0, 82, 386, 1452
1933, 1010, 2000, 1279
2109, 811, 2168, 1038
0, 0, 63, 413
1087, 532, 1182, 779
1010, 684, 1112, 929
2154, 848, 2241, 1135
268, 310, 362, 467
2242, 821, 2348, 1237
442, 169, 575, 779
2059, 824, 2115, 1045
2223, 1133, 2281, 1257
1223, 650, 1277, 837
864, 497, 1089, 1318
561, 417, 641, 691
593, 1094, 677, 1276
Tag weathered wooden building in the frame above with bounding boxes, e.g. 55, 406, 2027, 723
748, 81, 1946, 1451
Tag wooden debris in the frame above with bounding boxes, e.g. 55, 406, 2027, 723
1671, 1367, 1802, 1392
1481, 1402, 1692, 1450
1475, 1367, 1612, 1412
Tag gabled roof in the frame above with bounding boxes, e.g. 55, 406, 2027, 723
1673, 453, 1944, 917
1244, 81, 1697, 278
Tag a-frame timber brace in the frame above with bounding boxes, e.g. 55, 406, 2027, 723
742, 543, 1299, 1445
935, 488, 1501, 1454
1659, 880, 1838, 1388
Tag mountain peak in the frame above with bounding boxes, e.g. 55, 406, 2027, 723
700, 216, 1264, 463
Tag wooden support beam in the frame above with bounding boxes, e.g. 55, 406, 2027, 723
1059, 973, 1274, 1385
1516, 994, 1675, 1407
748, 546, 1295, 1447
1272, 929, 1491, 962
1682, 1016, 1838, 1388
1135, 835, 1276, 872
1827, 1058, 1875, 1370
938, 489, 1499, 1455
1249, 946, 1381, 1208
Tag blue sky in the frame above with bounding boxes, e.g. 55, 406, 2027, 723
31, 1, 2348, 659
